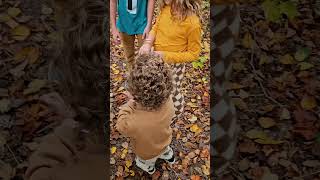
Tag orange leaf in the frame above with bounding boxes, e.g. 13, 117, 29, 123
191, 175, 201, 180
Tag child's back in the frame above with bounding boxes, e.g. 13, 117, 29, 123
117, 98, 174, 160
116, 54, 175, 174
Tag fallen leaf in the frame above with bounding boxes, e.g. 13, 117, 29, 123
11, 25, 31, 41
129, 170, 135, 176
14, 47, 40, 64
111, 146, 117, 154
280, 108, 291, 120
239, 141, 257, 154
232, 98, 248, 110
125, 160, 132, 168
121, 149, 128, 159
238, 158, 250, 171
110, 158, 116, 165
302, 160, 320, 167
299, 62, 314, 71
23, 79, 47, 95
189, 115, 198, 123
254, 138, 284, 145
246, 129, 268, 139
41, 6, 53, 15
301, 96, 317, 110
261, 171, 279, 180
152, 171, 161, 179
294, 47, 311, 62
7, 7, 21, 17
201, 165, 210, 176
280, 54, 295, 65
116, 166, 124, 177
191, 175, 201, 180
190, 124, 202, 134
242, 32, 253, 49
0, 98, 11, 114
226, 82, 245, 90
258, 117, 276, 128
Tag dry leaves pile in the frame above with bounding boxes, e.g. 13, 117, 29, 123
228, 1, 320, 179
0, 1, 60, 179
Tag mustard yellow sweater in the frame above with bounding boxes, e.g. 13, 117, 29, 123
150, 6, 201, 63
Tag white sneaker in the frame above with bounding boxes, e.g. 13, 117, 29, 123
159, 146, 176, 165
135, 157, 156, 175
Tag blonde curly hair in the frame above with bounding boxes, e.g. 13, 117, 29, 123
128, 55, 173, 110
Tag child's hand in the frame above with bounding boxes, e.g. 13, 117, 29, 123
111, 27, 121, 45
153, 51, 164, 60
142, 24, 151, 39
139, 43, 152, 55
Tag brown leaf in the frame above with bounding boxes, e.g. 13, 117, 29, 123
302, 160, 320, 167
23, 79, 47, 95
300, 96, 317, 110
14, 47, 40, 64
152, 171, 161, 180
258, 117, 276, 128
239, 141, 257, 154
116, 166, 124, 177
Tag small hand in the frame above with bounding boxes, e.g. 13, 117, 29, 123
142, 24, 151, 40
139, 43, 152, 55
111, 27, 121, 45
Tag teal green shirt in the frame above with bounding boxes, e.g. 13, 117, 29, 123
116, 0, 148, 35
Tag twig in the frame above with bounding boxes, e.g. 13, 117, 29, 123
248, 27, 284, 108
6, 144, 19, 165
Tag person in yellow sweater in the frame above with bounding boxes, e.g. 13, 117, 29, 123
139, 0, 202, 118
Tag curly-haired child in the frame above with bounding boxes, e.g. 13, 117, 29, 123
139, 0, 202, 118
116, 54, 175, 175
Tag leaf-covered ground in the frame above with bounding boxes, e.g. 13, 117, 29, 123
109, 2, 210, 179
226, 1, 320, 179
0, 0, 60, 179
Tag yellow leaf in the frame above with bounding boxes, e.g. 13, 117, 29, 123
7, 7, 21, 17
301, 96, 317, 110
299, 62, 314, 71
190, 124, 202, 134
201, 165, 210, 176
246, 129, 268, 140
204, 92, 209, 97
111, 146, 117, 154
187, 102, 198, 108
242, 32, 253, 49
14, 47, 40, 64
124, 166, 129, 173
258, 117, 276, 128
280, 54, 295, 65
11, 25, 30, 41
129, 170, 135, 176
191, 99, 196, 103
121, 149, 128, 159
113, 69, 120, 75
125, 160, 132, 168
117, 86, 125, 92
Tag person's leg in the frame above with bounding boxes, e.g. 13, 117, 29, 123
171, 63, 186, 118
159, 146, 175, 164
136, 34, 144, 48
211, 4, 240, 176
120, 32, 136, 73
135, 156, 157, 174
